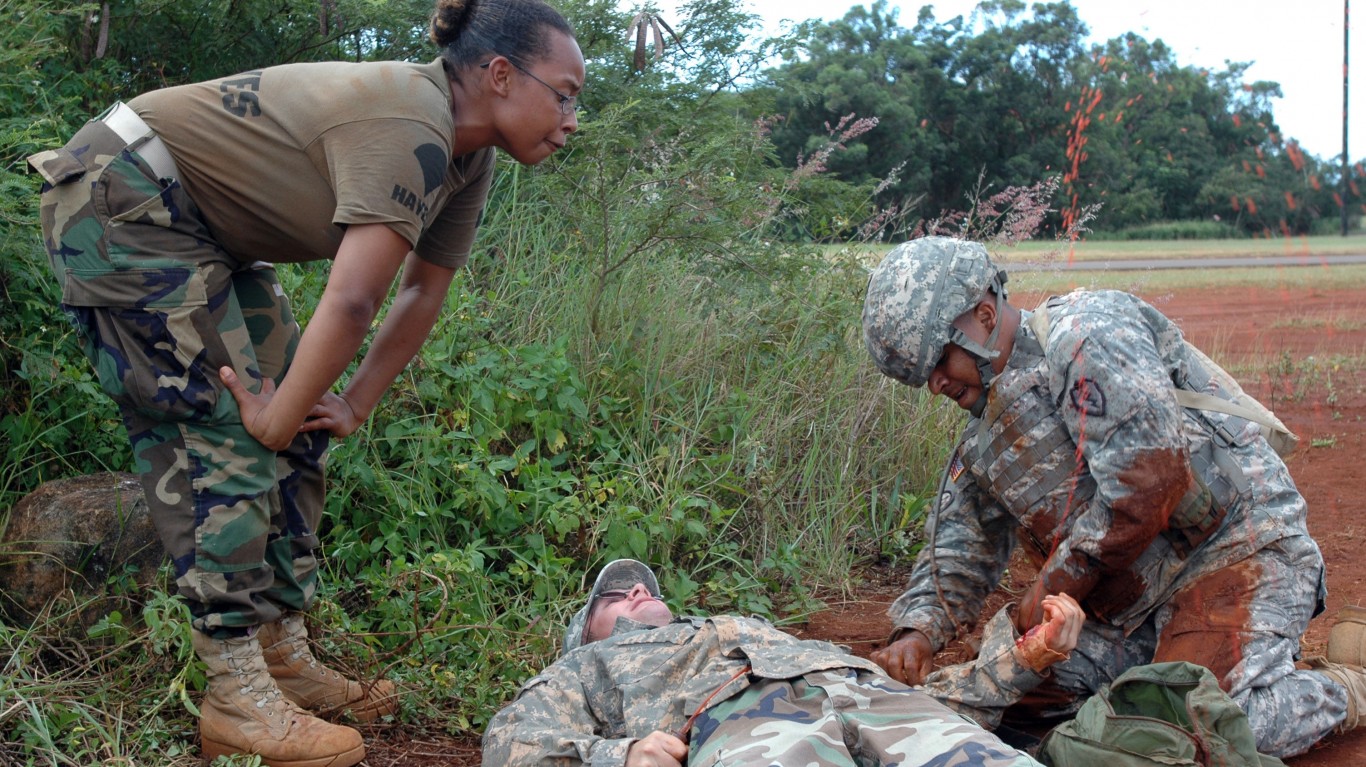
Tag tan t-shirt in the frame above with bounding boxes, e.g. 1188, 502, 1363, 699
130, 58, 493, 269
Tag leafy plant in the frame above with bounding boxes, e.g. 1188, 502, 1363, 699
0, 0, 1080, 759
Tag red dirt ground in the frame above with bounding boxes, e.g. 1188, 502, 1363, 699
362, 283, 1366, 765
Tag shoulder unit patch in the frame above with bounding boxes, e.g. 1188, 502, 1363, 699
1069, 377, 1107, 417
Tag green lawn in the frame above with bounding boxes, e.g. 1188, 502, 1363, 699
834, 234, 1366, 265
999, 234, 1366, 262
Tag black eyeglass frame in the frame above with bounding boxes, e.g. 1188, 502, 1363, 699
480, 58, 579, 115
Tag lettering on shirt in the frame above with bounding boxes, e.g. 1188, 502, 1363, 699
220, 72, 263, 118
391, 144, 449, 222
391, 185, 431, 220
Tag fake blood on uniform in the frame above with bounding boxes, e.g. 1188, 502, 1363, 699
1153, 558, 1259, 688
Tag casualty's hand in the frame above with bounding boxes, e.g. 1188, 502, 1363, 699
219, 366, 290, 451
871, 629, 934, 686
1013, 593, 1084, 672
626, 731, 688, 767
300, 391, 363, 439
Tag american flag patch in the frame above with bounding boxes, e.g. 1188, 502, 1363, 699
949, 449, 966, 481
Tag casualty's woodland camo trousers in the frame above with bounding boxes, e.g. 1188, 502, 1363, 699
32, 111, 325, 636
690, 669, 1042, 767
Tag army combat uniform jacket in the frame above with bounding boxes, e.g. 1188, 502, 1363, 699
889, 289, 1317, 651
483, 612, 1053, 766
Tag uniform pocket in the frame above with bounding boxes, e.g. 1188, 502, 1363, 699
94, 152, 220, 271
64, 264, 210, 308
77, 303, 222, 421
59, 152, 226, 308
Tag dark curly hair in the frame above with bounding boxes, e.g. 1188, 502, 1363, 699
430, 0, 574, 72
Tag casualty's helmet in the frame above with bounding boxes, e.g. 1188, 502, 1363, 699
560, 559, 661, 656
862, 236, 1008, 388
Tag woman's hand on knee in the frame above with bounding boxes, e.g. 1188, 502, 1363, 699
301, 391, 362, 439
219, 366, 288, 451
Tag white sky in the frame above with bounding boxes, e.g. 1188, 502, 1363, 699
658, 0, 1360, 161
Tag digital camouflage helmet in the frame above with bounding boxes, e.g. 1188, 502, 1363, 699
862, 237, 1009, 408
561, 559, 661, 656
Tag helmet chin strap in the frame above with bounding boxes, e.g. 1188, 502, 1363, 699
948, 287, 1008, 418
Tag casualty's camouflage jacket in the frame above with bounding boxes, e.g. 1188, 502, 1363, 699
482, 611, 1049, 765
482, 615, 876, 765
889, 289, 1316, 651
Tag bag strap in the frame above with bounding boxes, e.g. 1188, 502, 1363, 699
1171, 389, 1279, 429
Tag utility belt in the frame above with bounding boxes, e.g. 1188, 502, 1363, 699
28, 101, 179, 187
100, 101, 179, 180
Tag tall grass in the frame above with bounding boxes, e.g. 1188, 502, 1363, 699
17, 124, 1362, 755
0, 43, 970, 766
459, 161, 958, 598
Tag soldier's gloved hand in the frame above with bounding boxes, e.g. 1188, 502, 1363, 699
626, 731, 688, 767
871, 629, 934, 686
1016, 562, 1098, 636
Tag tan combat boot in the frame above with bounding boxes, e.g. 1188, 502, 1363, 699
1327, 604, 1366, 667
259, 613, 397, 723
1305, 657, 1365, 733
193, 629, 365, 767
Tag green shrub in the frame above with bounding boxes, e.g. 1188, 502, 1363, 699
1088, 219, 1244, 241
0, 0, 959, 757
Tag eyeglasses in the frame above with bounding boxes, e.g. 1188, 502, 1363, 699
594, 589, 631, 604
481, 59, 579, 116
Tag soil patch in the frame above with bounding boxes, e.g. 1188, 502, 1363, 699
365, 284, 1366, 764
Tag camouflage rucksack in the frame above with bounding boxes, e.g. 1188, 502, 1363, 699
1039, 662, 1286, 767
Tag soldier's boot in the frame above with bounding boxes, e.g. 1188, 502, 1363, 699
193, 629, 365, 766
1327, 604, 1366, 667
259, 612, 397, 723
1306, 657, 1366, 734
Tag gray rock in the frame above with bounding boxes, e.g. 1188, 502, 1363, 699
0, 472, 164, 626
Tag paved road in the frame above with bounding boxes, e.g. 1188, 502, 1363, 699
1010, 253, 1366, 271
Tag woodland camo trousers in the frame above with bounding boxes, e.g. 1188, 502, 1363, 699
30, 107, 325, 636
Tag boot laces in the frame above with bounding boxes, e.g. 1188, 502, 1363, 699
279, 615, 345, 680
222, 641, 295, 718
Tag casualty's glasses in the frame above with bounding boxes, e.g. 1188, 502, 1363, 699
481, 59, 579, 115
594, 589, 631, 605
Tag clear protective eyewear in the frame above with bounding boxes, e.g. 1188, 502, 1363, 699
481, 58, 579, 116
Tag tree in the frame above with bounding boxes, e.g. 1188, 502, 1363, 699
763, 1, 1090, 237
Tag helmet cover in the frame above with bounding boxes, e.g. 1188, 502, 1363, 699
561, 559, 661, 656
862, 237, 1007, 388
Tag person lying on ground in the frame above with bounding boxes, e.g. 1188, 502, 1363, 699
482, 558, 1084, 767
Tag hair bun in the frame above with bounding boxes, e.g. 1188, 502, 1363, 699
429, 0, 475, 47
